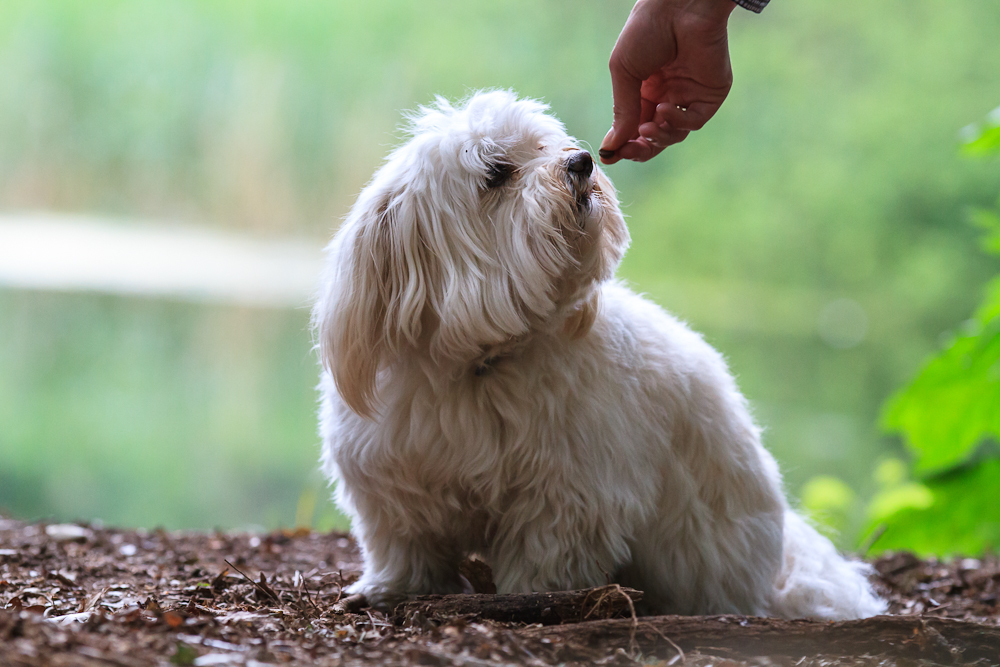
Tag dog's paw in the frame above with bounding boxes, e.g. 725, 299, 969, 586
345, 580, 413, 612
346, 572, 470, 611
365, 590, 412, 612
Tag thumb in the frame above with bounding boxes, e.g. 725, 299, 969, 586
600, 63, 642, 161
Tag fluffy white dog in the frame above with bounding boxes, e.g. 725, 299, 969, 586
314, 90, 885, 620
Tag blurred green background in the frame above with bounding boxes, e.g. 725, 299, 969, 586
1, 0, 998, 546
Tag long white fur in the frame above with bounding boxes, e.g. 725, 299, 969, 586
313, 90, 885, 619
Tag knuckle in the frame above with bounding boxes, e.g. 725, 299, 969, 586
608, 50, 623, 71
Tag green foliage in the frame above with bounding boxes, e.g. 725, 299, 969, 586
800, 474, 856, 539
170, 643, 198, 666
882, 310, 1000, 475
866, 459, 1000, 556
870, 115, 1000, 555
963, 108, 1000, 157
864, 458, 932, 527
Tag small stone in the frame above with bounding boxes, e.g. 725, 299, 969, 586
45, 524, 91, 542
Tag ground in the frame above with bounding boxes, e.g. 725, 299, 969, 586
1, 518, 998, 666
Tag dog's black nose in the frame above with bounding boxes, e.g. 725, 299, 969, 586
566, 151, 593, 178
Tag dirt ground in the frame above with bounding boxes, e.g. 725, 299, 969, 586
1, 517, 998, 666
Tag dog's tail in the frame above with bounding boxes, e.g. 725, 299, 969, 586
769, 510, 886, 620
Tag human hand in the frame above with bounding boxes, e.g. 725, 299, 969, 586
599, 0, 736, 164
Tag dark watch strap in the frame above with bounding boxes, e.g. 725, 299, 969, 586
732, 0, 769, 12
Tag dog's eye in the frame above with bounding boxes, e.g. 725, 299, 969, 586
484, 162, 514, 189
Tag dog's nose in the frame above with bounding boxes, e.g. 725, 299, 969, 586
566, 151, 593, 178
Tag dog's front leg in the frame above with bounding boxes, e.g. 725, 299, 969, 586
487, 501, 630, 595
346, 504, 465, 610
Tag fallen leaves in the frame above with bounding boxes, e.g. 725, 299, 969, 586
0, 518, 997, 666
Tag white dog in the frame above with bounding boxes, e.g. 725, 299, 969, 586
314, 90, 885, 620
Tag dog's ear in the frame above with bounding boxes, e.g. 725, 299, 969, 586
314, 192, 427, 418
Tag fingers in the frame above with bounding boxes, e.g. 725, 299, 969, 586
638, 120, 691, 149
611, 127, 691, 163
602, 118, 691, 165
601, 102, 715, 164
654, 101, 718, 132
602, 88, 659, 165
599, 58, 644, 163
609, 137, 659, 163
602, 101, 712, 163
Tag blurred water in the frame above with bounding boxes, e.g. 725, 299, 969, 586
0, 214, 322, 306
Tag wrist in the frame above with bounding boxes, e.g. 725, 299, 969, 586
639, 0, 734, 22
675, 0, 734, 38
730, 0, 769, 13
697, 0, 737, 24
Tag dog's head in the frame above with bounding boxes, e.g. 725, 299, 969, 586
315, 90, 629, 416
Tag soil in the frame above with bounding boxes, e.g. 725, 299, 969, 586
1, 518, 998, 666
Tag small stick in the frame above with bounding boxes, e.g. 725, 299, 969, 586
332, 593, 368, 614
224, 560, 279, 604
582, 585, 638, 656
641, 621, 686, 664
296, 573, 322, 617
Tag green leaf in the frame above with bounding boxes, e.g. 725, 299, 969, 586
170, 643, 198, 666
977, 276, 1000, 324
872, 458, 908, 488
866, 482, 933, 524
800, 475, 856, 538
882, 316, 1000, 474
961, 107, 1000, 157
963, 124, 1000, 157
971, 208, 1000, 256
801, 475, 855, 512
864, 459, 1000, 556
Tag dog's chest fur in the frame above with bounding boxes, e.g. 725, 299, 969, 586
324, 283, 739, 554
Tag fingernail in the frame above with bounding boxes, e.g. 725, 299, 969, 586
598, 148, 614, 160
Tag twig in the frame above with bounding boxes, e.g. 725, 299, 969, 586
80, 587, 109, 613
332, 593, 368, 614
640, 621, 685, 664
595, 561, 613, 586
302, 584, 322, 616
293, 571, 322, 618
582, 585, 638, 657
365, 609, 393, 629
499, 629, 542, 663
224, 560, 280, 604
333, 569, 346, 605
